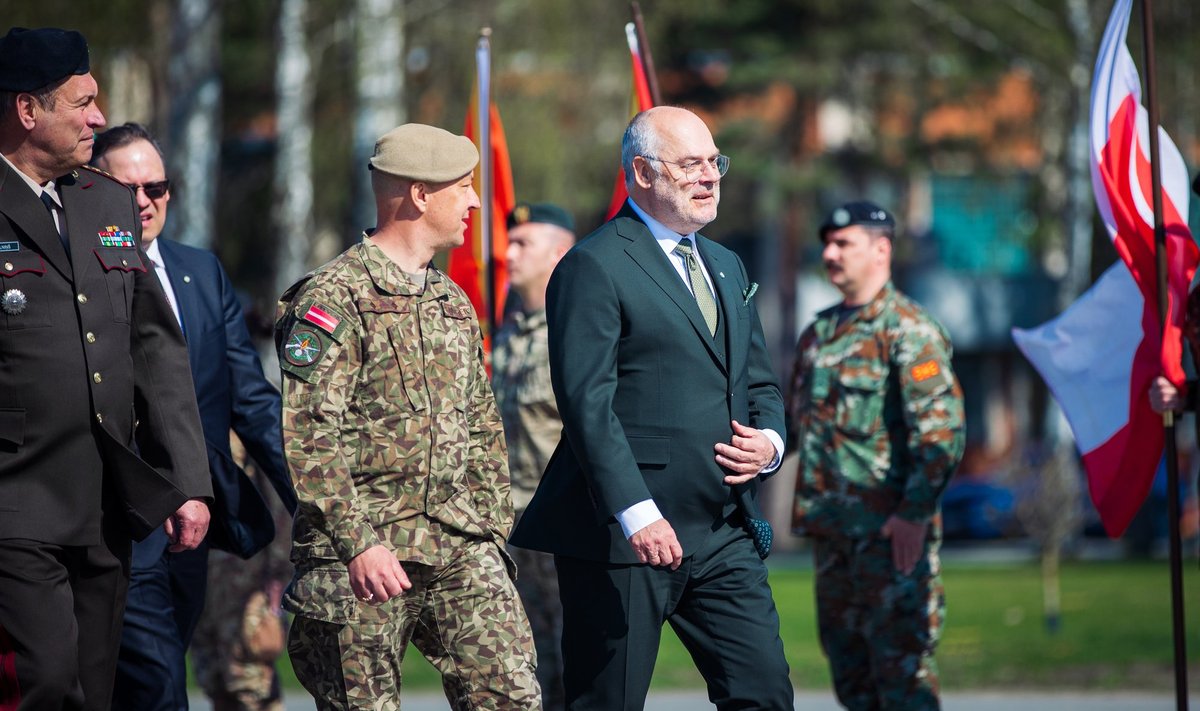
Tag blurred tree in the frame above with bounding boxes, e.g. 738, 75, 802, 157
272, 0, 315, 295
167, 0, 222, 249
350, 0, 406, 241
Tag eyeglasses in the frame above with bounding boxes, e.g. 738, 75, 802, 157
643, 154, 729, 182
124, 179, 170, 200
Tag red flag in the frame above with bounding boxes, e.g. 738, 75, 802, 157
1080, 0, 1198, 537
447, 38, 515, 351
604, 22, 656, 220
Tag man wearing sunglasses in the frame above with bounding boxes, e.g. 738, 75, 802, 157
91, 123, 298, 711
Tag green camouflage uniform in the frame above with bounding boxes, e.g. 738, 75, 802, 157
491, 308, 565, 710
191, 434, 294, 711
790, 281, 965, 711
276, 237, 540, 711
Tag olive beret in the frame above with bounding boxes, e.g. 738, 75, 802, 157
0, 27, 90, 93
368, 123, 479, 183
819, 200, 895, 237
507, 202, 575, 234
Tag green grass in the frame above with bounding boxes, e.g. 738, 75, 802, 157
252, 559, 1199, 692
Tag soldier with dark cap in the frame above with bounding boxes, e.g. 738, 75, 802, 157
789, 200, 965, 710
491, 201, 576, 711
0, 26, 212, 711
276, 123, 541, 710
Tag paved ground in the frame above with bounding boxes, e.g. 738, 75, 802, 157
192, 689, 1197, 710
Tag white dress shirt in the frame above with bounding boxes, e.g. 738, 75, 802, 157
144, 238, 183, 328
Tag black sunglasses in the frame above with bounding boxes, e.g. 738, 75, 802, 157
125, 179, 170, 200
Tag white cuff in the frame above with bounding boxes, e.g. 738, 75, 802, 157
760, 428, 784, 474
616, 499, 663, 539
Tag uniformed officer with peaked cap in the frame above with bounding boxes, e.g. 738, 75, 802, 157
0, 26, 211, 711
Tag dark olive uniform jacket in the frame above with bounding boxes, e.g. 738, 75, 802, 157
0, 161, 211, 545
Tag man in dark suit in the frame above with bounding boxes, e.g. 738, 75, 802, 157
0, 28, 212, 711
90, 123, 298, 711
510, 106, 793, 710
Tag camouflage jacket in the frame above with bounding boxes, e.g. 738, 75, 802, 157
276, 238, 511, 620
790, 281, 965, 540
491, 309, 561, 512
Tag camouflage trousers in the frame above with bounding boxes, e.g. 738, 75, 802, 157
813, 536, 945, 711
508, 544, 564, 711
288, 538, 542, 711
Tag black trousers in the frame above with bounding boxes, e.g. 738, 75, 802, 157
555, 521, 793, 711
0, 532, 130, 711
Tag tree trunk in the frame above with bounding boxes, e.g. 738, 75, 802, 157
350, 0, 406, 243
273, 0, 316, 295
166, 0, 222, 249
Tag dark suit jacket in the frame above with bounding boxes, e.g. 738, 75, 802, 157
157, 238, 296, 558
0, 163, 210, 544
510, 204, 784, 563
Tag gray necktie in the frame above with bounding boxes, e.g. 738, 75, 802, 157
40, 190, 70, 256
674, 238, 718, 336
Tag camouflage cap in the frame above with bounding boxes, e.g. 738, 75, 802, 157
819, 200, 895, 238
368, 123, 479, 183
0, 27, 90, 92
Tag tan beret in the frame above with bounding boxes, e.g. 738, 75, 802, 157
369, 124, 479, 183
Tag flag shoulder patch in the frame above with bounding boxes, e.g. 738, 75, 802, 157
299, 301, 348, 343
910, 360, 941, 382
902, 355, 952, 396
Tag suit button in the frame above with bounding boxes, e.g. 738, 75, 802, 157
93, 372, 102, 383
77, 293, 88, 304
121, 258, 128, 267
86, 332, 96, 343
3, 262, 11, 271
183, 276, 191, 283
95, 412, 103, 423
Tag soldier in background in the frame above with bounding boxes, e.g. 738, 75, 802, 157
790, 201, 965, 710
491, 202, 576, 711
191, 432, 293, 711
276, 123, 540, 710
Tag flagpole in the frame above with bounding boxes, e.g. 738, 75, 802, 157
477, 29, 495, 327
630, 2, 662, 106
1140, 1, 1189, 708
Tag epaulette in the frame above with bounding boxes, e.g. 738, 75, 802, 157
78, 163, 123, 184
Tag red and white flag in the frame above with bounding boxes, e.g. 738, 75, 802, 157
1016, 0, 1197, 538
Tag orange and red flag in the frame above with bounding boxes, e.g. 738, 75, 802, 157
447, 34, 515, 352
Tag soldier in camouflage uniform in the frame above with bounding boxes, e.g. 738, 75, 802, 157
491, 202, 576, 711
276, 123, 541, 711
790, 201, 965, 711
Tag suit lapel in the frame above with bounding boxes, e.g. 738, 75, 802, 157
0, 162, 71, 278
614, 207, 724, 367
160, 240, 199, 345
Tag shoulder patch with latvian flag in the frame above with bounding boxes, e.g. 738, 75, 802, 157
278, 300, 348, 382
299, 301, 348, 343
